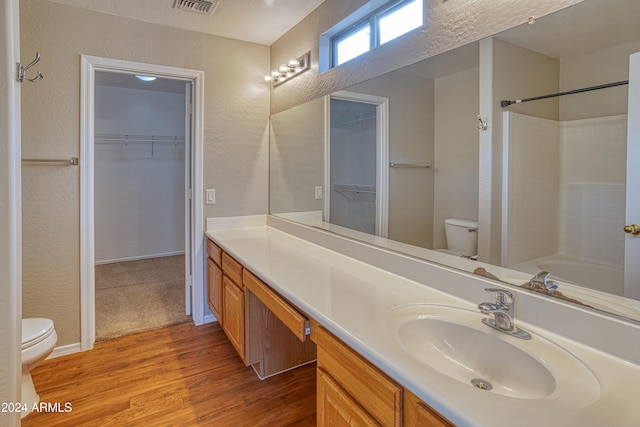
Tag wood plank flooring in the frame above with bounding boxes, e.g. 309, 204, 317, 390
23, 322, 317, 426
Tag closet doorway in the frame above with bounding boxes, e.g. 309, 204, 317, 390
93, 71, 189, 341
80, 56, 205, 350
325, 91, 389, 237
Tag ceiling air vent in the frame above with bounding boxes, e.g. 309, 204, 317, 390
174, 0, 219, 16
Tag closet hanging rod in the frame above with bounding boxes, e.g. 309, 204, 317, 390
500, 80, 629, 108
22, 157, 79, 166
95, 133, 185, 142
333, 184, 376, 194
95, 139, 185, 145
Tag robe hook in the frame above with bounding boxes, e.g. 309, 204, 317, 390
477, 115, 488, 131
16, 52, 44, 83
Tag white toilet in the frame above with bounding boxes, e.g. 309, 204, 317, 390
22, 318, 57, 418
439, 218, 478, 258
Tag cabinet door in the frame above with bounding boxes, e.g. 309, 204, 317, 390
317, 368, 380, 427
222, 276, 245, 362
315, 327, 401, 426
404, 390, 453, 427
207, 257, 223, 324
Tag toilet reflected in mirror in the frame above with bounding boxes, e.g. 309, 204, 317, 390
437, 218, 478, 258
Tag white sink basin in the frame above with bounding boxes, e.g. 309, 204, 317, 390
384, 304, 600, 407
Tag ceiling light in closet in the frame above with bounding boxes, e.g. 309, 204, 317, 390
136, 75, 157, 82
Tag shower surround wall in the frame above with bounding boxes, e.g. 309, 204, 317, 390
95, 84, 186, 264
559, 115, 627, 266
503, 112, 627, 271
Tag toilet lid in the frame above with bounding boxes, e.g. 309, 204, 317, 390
22, 318, 54, 350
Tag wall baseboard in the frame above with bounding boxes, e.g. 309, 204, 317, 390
202, 313, 217, 325
49, 342, 82, 359
95, 251, 185, 265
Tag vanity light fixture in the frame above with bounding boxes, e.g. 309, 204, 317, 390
265, 52, 311, 87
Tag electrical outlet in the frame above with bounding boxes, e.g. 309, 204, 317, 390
315, 186, 323, 200
206, 189, 216, 204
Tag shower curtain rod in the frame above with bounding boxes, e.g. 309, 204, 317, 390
500, 80, 629, 108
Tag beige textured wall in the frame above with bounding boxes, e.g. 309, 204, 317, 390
270, 0, 586, 114
1, 0, 21, 423
503, 113, 560, 266
270, 97, 325, 214
560, 39, 640, 120
433, 66, 480, 250
486, 39, 560, 264
20, 1, 270, 346
350, 72, 435, 248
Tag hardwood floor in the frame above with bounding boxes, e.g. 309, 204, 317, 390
23, 322, 317, 426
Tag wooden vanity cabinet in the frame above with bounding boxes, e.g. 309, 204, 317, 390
207, 238, 452, 425
404, 390, 454, 427
314, 325, 402, 426
244, 269, 316, 378
207, 238, 316, 377
221, 251, 246, 363
206, 240, 223, 322
206, 239, 247, 362
313, 323, 453, 427
317, 367, 380, 426
222, 275, 245, 360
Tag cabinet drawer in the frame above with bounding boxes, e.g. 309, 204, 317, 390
207, 239, 222, 267
243, 269, 310, 342
315, 327, 402, 426
222, 251, 243, 286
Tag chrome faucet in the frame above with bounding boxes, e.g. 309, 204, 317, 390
478, 288, 531, 340
529, 271, 559, 291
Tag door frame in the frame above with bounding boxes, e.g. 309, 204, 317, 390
324, 90, 389, 237
625, 51, 640, 299
79, 55, 205, 350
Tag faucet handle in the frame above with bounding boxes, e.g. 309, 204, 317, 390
530, 271, 560, 291
484, 288, 514, 305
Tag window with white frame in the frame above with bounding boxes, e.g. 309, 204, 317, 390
328, 0, 423, 68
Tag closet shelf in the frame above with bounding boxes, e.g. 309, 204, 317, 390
95, 133, 185, 144
95, 133, 184, 158
333, 184, 376, 194
333, 184, 377, 202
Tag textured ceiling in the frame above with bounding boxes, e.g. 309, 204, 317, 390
48, 0, 326, 45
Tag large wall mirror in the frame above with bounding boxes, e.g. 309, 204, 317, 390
270, 0, 640, 323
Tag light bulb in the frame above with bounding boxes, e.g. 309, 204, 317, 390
135, 75, 156, 82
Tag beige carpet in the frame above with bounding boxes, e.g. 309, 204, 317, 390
95, 255, 191, 341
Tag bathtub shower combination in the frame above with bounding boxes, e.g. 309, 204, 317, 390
503, 112, 628, 300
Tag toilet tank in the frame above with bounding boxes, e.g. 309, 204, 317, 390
444, 218, 478, 256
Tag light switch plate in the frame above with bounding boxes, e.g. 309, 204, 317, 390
315, 186, 323, 199
206, 189, 216, 204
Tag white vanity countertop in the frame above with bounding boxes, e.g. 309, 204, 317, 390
205, 225, 640, 427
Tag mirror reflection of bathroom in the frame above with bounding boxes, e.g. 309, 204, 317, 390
498, 41, 639, 301
327, 92, 389, 237
328, 97, 377, 234
93, 71, 191, 341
